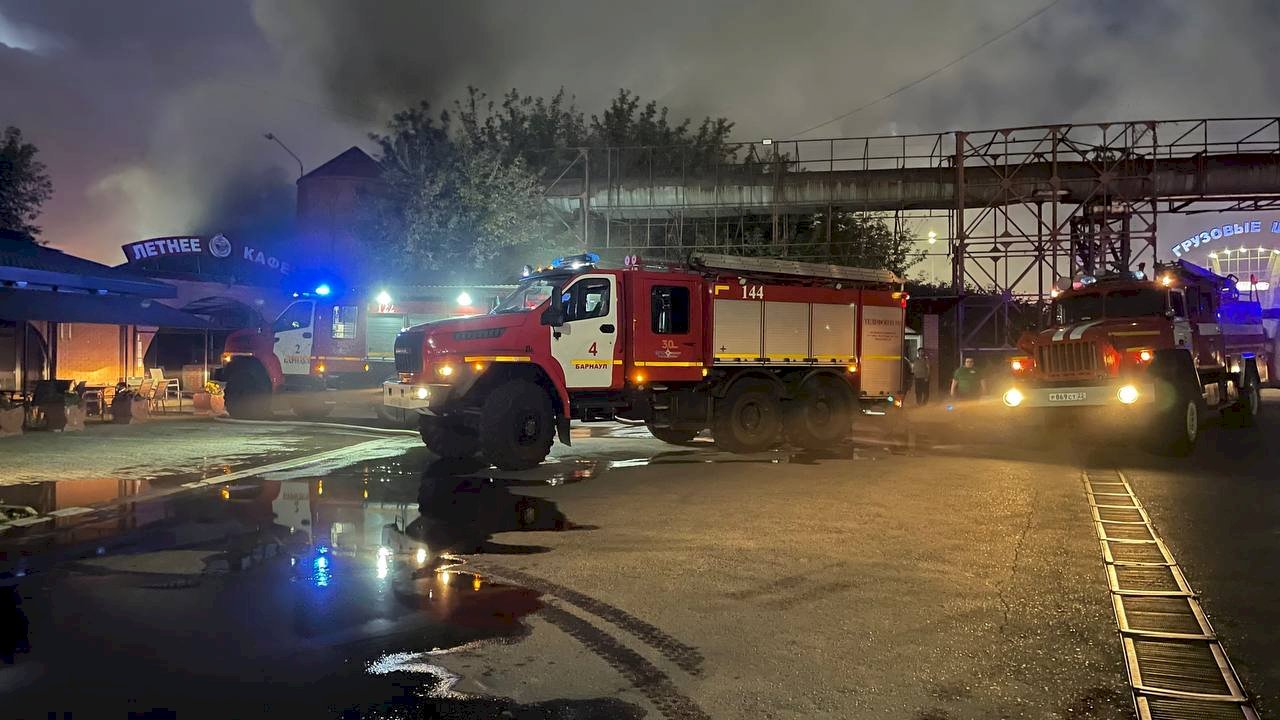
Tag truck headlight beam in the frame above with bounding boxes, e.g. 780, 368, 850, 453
1117, 384, 1139, 405
415, 387, 429, 400
1002, 388, 1025, 407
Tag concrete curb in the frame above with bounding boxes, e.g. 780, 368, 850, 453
212, 415, 420, 437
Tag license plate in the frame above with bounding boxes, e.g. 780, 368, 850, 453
1048, 391, 1086, 402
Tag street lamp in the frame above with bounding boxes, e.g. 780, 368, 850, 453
264, 132, 304, 180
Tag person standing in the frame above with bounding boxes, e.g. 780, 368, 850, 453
910, 348, 931, 406
949, 356, 986, 401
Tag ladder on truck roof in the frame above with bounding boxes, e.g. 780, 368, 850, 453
689, 252, 901, 285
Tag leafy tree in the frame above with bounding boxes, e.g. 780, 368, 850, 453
796, 212, 925, 274
364, 89, 737, 279
364, 102, 560, 278
0, 126, 53, 240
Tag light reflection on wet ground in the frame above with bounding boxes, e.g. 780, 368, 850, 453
0, 427, 900, 718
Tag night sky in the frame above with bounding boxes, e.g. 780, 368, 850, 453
3, 0, 1280, 264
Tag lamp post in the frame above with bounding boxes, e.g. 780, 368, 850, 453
925, 230, 938, 284
264, 132, 304, 180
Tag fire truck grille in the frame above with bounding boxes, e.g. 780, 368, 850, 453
1037, 341, 1099, 376
394, 331, 425, 374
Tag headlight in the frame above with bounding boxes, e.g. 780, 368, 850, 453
1002, 388, 1025, 407
435, 364, 454, 378
415, 387, 429, 400
1117, 384, 1139, 404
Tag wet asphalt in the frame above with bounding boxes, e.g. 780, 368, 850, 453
0, 398, 1277, 719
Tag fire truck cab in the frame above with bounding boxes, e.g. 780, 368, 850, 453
384, 252, 906, 470
1003, 260, 1268, 454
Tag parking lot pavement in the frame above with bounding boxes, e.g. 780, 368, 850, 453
4, 397, 1277, 719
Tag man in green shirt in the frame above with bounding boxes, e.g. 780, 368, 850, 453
950, 356, 986, 400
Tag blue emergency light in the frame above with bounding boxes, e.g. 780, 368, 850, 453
550, 252, 600, 270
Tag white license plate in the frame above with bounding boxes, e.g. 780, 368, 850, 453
1048, 391, 1086, 402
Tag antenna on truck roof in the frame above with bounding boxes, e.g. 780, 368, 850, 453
688, 252, 902, 285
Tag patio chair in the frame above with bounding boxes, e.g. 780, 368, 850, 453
135, 378, 158, 413
149, 368, 181, 412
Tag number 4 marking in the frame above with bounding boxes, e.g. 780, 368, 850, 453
588, 341, 598, 356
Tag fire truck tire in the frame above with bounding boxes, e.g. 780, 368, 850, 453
223, 362, 272, 420
712, 380, 782, 453
1223, 359, 1261, 427
478, 380, 555, 470
1143, 350, 1202, 456
785, 375, 853, 449
419, 415, 479, 458
645, 424, 701, 445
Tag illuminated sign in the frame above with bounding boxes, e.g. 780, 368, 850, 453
123, 236, 203, 260
121, 234, 292, 275
1171, 219, 1280, 258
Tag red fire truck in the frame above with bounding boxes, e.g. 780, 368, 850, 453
1002, 260, 1271, 454
220, 284, 509, 419
383, 252, 907, 469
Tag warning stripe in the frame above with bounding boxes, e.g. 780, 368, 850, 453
463, 355, 532, 362
633, 361, 702, 367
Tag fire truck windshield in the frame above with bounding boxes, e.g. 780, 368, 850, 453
493, 277, 558, 314
1055, 288, 1167, 324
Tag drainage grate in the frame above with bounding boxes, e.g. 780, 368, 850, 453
1083, 470, 1259, 720
1142, 696, 1255, 720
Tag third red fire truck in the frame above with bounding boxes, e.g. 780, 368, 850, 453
1002, 260, 1271, 454
384, 252, 907, 469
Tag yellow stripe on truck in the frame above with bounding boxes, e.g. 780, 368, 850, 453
463, 355, 532, 362
634, 361, 703, 367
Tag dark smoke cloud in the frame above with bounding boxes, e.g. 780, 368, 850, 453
3, 0, 1280, 263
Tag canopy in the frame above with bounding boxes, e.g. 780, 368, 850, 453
0, 288, 212, 328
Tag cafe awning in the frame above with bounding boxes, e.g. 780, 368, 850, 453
0, 288, 213, 328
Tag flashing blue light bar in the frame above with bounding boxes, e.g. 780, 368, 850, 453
314, 284, 332, 296
549, 252, 601, 270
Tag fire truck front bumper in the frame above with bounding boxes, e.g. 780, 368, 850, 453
382, 381, 453, 413
1001, 382, 1156, 409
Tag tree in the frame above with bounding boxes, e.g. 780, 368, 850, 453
802, 212, 925, 274
0, 126, 54, 240
364, 102, 559, 278
364, 89, 737, 279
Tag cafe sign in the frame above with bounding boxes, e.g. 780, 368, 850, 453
121, 234, 292, 275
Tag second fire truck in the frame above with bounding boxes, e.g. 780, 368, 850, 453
384, 253, 907, 469
1002, 260, 1271, 454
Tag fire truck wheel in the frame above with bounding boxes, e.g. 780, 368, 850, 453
1223, 360, 1261, 427
712, 380, 782, 453
785, 375, 853, 449
479, 380, 555, 470
645, 424, 701, 445
223, 362, 272, 419
418, 416, 479, 458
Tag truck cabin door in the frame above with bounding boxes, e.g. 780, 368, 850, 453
631, 277, 704, 380
272, 300, 315, 376
550, 274, 622, 389
1185, 285, 1222, 368
1170, 289, 1193, 352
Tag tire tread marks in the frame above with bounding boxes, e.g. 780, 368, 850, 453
471, 562, 704, 676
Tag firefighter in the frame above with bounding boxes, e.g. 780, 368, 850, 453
950, 356, 986, 401
910, 348, 931, 406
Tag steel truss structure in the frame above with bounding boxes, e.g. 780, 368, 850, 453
541, 118, 1280, 351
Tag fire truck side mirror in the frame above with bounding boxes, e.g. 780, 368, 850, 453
541, 305, 566, 328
